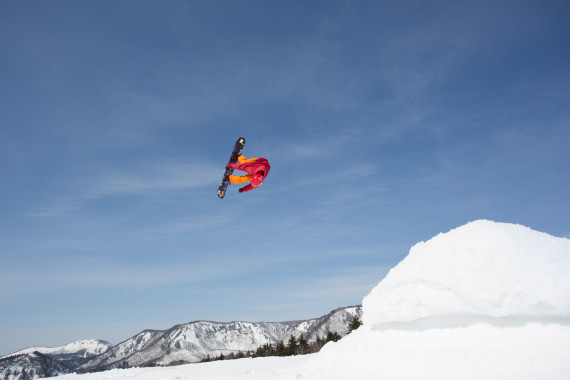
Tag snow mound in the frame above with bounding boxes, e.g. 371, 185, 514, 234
363, 220, 570, 328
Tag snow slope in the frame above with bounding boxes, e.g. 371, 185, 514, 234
50, 220, 570, 380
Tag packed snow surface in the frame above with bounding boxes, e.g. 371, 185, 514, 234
363, 219, 570, 326
51, 220, 570, 380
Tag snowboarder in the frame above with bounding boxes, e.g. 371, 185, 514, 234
228, 155, 271, 193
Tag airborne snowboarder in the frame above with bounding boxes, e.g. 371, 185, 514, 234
217, 137, 270, 198
227, 155, 271, 193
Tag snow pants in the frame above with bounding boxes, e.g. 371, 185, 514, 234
229, 155, 257, 184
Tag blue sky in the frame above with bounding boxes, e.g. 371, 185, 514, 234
1, 0, 569, 355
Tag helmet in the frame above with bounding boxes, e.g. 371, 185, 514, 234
251, 173, 264, 188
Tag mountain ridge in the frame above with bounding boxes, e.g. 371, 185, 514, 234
0, 351, 74, 380
1, 305, 362, 379
79, 305, 362, 370
2, 339, 113, 365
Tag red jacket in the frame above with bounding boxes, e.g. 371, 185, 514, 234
228, 157, 270, 192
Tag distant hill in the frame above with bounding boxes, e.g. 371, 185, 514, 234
2, 305, 362, 378
79, 305, 362, 371
3, 339, 112, 369
0, 351, 73, 380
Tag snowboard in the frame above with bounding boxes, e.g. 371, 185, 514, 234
217, 137, 246, 199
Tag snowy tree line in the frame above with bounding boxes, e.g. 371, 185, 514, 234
201, 316, 362, 363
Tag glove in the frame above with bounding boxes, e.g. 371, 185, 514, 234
238, 188, 244, 193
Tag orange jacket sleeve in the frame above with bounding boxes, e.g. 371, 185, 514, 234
237, 155, 258, 164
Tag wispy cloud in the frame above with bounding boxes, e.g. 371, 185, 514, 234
270, 131, 361, 161
291, 266, 389, 300
236, 264, 391, 319
144, 214, 233, 235
0, 253, 254, 298
84, 162, 220, 199
29, 161, 219, 217
274, 162, 377, 190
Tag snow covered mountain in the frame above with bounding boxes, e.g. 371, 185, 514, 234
3, 340, 112, 368
51, 220, 570, 380
0, 351, 73, 380
1, 305, 361, 379
78, 306, 361, 371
